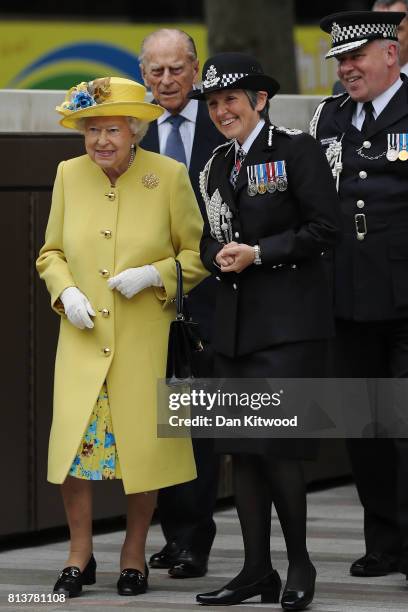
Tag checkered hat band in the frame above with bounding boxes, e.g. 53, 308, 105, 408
332, 22, 397, 43
219, 73, 248, 87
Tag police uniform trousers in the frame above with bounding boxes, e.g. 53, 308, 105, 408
335, 317, 408, 561
214, 339, 330, 458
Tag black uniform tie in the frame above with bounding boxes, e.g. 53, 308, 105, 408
361, 101, 375, 135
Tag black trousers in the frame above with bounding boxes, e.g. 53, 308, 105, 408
157, 341, 219, 556
157, 438, 219, 555
335, 318, 408, 559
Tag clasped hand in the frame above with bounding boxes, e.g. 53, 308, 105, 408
215, 242, 255, 273
107, 265, 162, 299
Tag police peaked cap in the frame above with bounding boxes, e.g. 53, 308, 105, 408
189, 52, 280, 100
321, 10, 405, 58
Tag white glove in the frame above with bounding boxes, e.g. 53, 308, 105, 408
107, 265, 162, 299
60, 287, 95, 329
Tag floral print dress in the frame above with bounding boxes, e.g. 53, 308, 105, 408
69, 382, 121, 480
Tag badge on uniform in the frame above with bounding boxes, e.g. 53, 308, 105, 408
386, 133, 408, 161
246, 161, 288, 196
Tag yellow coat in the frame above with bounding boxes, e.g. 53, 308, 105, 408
36, 147, 208, 494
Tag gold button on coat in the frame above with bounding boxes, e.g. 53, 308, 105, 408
105, 191, 116, 201
100, 308, 110, 318
100, 230, 112, 238
99, 269, 110, 277
102, 347, 111, 356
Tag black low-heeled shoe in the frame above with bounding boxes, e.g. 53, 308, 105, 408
117, 565, 149, 596
149, 541, 180, 569
351, 552, 399, 577
53, 554, 96, 598
281, 564, 316, 611
196, 569, 281, 606
168, 549, 208, 578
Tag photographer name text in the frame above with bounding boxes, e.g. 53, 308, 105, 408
168, 415, 298, 428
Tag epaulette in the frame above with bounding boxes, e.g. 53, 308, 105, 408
275, 126, 303, 137
211, 140, 234, 157
309, 92, 349, 138
320, 91, 348, 104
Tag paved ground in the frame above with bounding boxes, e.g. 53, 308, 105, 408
0, 484, 407, 611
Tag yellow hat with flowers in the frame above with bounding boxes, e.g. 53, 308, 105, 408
56, 76, 163, 129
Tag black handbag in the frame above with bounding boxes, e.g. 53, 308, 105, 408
166, 260, 205, 386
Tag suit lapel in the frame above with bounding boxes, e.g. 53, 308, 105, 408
140, 120, 159, 153
368, 80, 408, 138
190, 103, 208, 177
331, 96, 356, 135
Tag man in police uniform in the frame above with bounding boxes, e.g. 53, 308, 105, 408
311, 10, 408, 579
139, 28, 224, 579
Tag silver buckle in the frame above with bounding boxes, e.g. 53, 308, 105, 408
354, 213, 367, 241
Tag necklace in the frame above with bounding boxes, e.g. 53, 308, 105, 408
105, 145, 135, 186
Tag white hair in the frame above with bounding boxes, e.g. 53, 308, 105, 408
127, 117, 149, 143
379, 38, 400, 48
139, 28, 197, 67
76, 116, 149, 144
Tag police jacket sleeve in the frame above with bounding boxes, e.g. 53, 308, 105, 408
200, 214, 224, 274
259, 133, 342, 265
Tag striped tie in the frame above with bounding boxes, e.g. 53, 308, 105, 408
230, 147, 246, 188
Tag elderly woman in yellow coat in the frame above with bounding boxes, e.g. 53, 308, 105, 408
36, 77, 207, 598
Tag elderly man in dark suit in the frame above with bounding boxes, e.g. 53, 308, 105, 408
312, 10, 408, 580
139, 28, 224, 579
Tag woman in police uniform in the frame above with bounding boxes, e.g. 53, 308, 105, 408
190, 53, 341, 610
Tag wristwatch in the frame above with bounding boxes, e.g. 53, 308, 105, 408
253, 244, 262, 265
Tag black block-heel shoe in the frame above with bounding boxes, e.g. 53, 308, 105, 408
196, 569, 281, 606
117, 564, 149, 596
281, 564, 316, 611
53, 554, 96, 598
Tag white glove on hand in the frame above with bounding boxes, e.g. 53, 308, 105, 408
60, 287, 95, 329
107, 265, 162, 299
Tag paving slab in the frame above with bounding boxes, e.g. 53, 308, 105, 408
0, 485, 407, 611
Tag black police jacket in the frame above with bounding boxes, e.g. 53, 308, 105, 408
200, 121, 342, 358
313, 77, 408, 321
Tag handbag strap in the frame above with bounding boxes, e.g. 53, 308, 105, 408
175, 259, 185, 320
